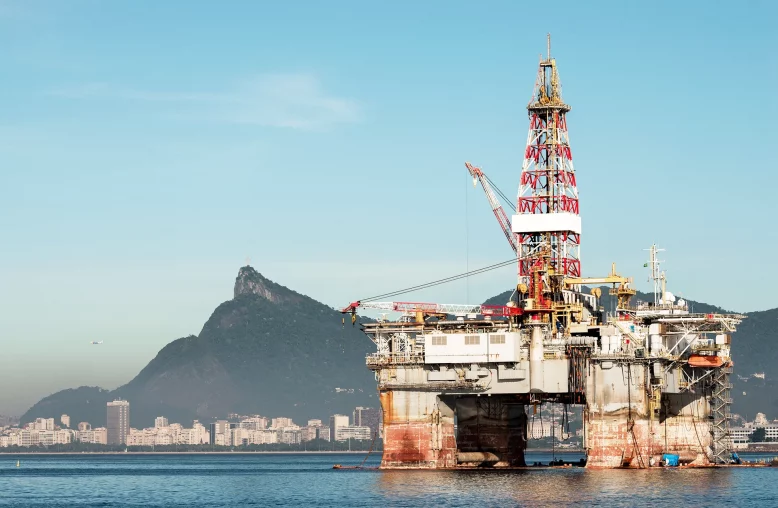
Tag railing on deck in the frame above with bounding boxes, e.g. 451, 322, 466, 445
366, 353, 425, 367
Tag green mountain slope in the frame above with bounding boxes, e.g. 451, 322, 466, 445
21, 267, 375, 428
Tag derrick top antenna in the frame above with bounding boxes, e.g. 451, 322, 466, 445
547, 33, 551, 61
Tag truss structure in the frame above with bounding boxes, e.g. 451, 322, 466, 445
517, 44, 581, 294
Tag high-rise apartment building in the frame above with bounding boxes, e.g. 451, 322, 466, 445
32, 418, 55, 431
338, 426, 371, 441
353, 407, 381, 439
107, 400, 130, 445
238, 417, 268, 430
210, 420, 229, 446
154, 416, 168, 428
270, 417, 294, 429
61, 414, 70, 428
329, 414, 349, 441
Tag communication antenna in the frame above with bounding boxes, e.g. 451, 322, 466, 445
547, 33, 551, 60
644, 244, 665, 306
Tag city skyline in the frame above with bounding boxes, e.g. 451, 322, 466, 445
0, 399, 383, 449
6, 401, 777, 451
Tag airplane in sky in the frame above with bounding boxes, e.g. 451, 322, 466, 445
90, 341, 103, 345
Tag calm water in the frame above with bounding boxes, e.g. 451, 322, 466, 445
1, 452, 777, 507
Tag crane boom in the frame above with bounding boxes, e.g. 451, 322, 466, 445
465, 162, 517, 253
342, 300, 522, 317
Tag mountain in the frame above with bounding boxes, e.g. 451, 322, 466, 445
21, 267, 376, 428
22, 270, 778, 427
486, 286, 778, 419
728, 308, 778, 419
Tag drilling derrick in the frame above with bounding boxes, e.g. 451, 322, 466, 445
517, 37, 580, 310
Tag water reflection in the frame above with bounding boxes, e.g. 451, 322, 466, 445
0, 453, 773, 507
375, 463, 737, 506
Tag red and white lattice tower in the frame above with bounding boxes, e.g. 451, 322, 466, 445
514, 37, 581, 305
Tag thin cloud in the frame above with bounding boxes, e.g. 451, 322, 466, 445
0, 0, 24, 19
50, 73, 362, 130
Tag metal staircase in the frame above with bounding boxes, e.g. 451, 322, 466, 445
710, 366, 733, 464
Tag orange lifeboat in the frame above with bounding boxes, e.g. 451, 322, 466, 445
688, 355, 724, 368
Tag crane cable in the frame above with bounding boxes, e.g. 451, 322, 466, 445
358, 258, 516, 303
484, 174, 517, 213
349, 173, 517, 313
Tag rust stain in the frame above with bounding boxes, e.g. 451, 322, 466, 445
586, 415, 711, 468
380, 390, 394, 423
379, 389, 457, 468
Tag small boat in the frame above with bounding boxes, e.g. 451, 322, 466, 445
16, 460, 20, 467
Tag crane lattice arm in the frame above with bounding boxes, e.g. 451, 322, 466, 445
341, 300, 522, 317
465, 162, 517, 253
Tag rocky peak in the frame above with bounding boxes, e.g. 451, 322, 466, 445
232, 266, 307, 307
234, 266, 277, 301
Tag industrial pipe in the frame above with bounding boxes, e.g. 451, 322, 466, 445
529, 325, 544, 392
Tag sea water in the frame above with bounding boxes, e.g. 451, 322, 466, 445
1, 452, 776, 507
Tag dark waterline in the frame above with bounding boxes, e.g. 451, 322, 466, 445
1, 453, 776, 507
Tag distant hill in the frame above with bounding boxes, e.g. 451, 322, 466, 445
21, 267, 375, 428
727, 308, 778, 419
485, 285, 777, 419
0, 414, 20, 427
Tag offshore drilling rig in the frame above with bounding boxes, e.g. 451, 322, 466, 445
343, 37, 743, 469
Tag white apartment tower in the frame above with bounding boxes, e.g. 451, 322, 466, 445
329, 414, 349, 441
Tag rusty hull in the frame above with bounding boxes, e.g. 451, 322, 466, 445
585, 363, 712, 468
379, 389, 529, 469
379, 390, 457, 468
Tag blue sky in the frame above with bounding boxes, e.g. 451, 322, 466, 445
1, 0, 776, 416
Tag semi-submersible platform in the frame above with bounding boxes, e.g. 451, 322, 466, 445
342, 39, 744, 469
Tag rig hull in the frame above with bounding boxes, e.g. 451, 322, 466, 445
584, 364, 712, 468
378, 390, 528, 469
362, 311, 740, 470
379, 390, 457, 469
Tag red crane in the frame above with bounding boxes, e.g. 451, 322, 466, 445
465, 162, 517, 254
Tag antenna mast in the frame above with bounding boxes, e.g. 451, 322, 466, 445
547, 33, 551, 60
645, 244, 666, 306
